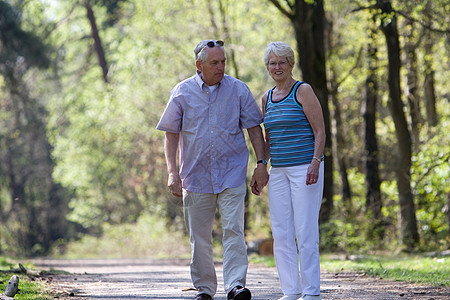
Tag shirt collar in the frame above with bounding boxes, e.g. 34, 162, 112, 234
195, 71, 222, 89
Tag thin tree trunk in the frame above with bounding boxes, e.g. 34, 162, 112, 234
328, 57, 352, 211
85, 1, 109, 83
403, 18, 421, 149
218, 0, 240, 79
326, 19, 363, 216
423, 36, 437, 127
330, 88, 352, 208
447, 192, 450, 239
292, 0, 333, 223
376, 0, 419, 250
423, 0, 438, 127
364, 18, 383, 242
206, 0, 240, 79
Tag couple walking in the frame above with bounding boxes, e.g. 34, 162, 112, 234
156, 39, 325, 300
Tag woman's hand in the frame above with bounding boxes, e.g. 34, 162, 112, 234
306, 160, 320, 185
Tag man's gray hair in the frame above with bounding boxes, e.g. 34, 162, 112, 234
194, 39, 225, 63
264, 41, 295, 67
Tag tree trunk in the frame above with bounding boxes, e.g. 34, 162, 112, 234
423, 36, 437, 127
447, 192, 450, 239
7, 156, 26, 209
217, 0, 240, 79
402, 18, 421, 150
331, 89, 352, 209
423, 0, 438, 127
292, 0, 333, 223
364, 18, 383, 242
376, 0, 419, 250
85, 1, 109, 83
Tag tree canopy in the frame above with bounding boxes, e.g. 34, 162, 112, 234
0, 0, 448, 256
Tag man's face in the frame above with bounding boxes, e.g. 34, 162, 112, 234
196, 47, 226, 86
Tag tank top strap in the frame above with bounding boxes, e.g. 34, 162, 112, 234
266, 81, 305, 110
266, 86, 276, 110
291, 81, 304, 96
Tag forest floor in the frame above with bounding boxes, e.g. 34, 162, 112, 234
30, 258, 450, 300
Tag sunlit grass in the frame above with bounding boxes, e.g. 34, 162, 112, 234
249, 253, 450, 287
0, 259, 53, 300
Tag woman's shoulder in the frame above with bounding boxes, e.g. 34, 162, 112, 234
261, 90, 271, 112
295, 81, 320, 107
296, 81, 313, 94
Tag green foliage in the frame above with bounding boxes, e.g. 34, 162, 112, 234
412, 109, 450, 250
248, 253, 276, 268
319, 152, 449, 253
0, 0, 449, 256
56, 214, 190, 258
320, 254, 450, 287
46, 0, 294, 233
0, 0, 70, 257
0, 0, 51, 68
250, 254, 450, 287
0, 257, 13, 268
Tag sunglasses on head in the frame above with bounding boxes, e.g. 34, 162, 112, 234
206, 40, 224, 48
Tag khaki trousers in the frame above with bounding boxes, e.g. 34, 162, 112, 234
183, 182, 248, 297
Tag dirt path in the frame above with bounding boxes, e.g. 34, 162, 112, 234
31, 258, 449, 300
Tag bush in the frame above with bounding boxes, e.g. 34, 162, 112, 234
54, 214, 191, 258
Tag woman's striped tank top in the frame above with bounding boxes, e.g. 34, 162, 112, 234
264, 81, 315, 167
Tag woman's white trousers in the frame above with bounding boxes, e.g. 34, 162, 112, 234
268, 163, 324, 296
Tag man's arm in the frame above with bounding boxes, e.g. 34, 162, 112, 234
165, 132, 182, 197
247, 125, 269, 195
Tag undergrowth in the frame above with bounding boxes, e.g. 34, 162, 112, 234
249, 253, 450, 287
0, 259, 52, 300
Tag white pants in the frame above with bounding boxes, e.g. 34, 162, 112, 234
268, 164, 324, 296
183, 183, 248, 296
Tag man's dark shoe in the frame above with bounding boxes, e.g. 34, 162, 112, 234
195, 293, 212, 300
227, 286, 251, 300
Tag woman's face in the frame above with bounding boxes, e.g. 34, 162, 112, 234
267, 52, 293, 82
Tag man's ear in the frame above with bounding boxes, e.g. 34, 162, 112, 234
196, 60, 202, 72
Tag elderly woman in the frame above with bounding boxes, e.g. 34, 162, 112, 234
262, 42, 325, 300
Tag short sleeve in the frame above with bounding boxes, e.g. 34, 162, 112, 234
156, 89, 183, 133
239, 83, 263, 129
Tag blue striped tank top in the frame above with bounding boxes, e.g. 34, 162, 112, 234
264, 81, 315, 167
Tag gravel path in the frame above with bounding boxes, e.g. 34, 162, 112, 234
31, 258, 449, 300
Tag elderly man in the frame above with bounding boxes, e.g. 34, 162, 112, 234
156, 40, 268, 300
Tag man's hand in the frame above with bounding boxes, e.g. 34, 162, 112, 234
168, 172, 182, 197
250, 164, 269, 195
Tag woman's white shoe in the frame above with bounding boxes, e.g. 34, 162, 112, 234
278, 294, 302, 300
